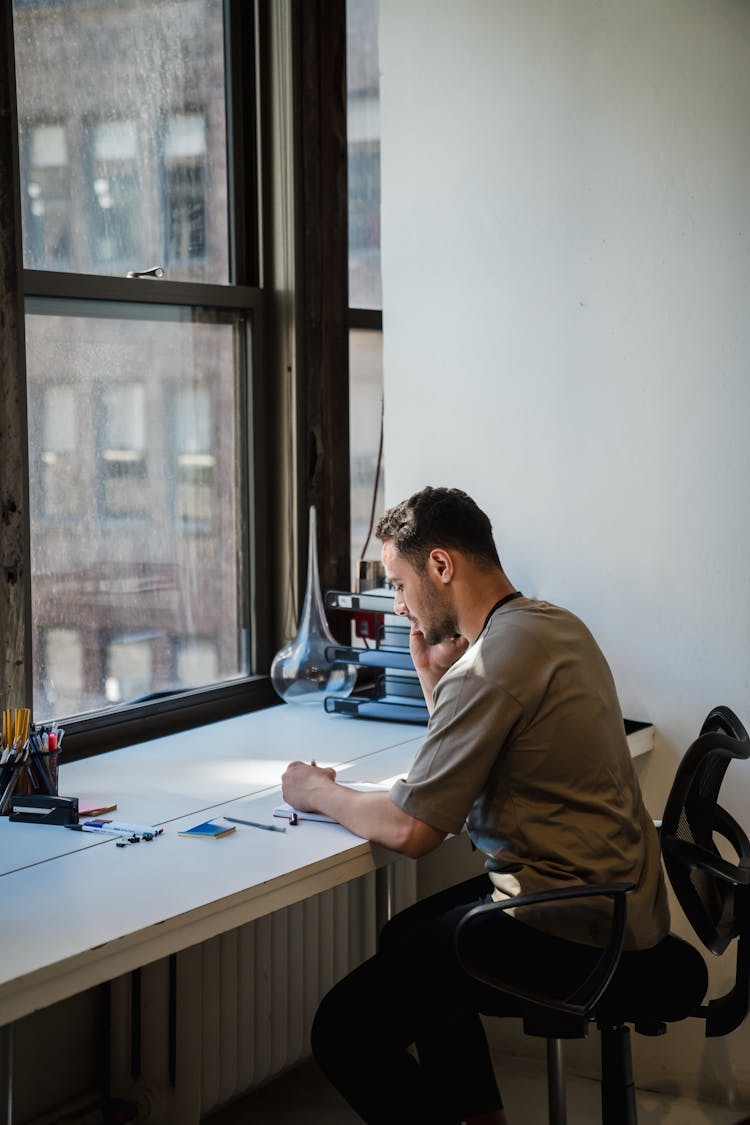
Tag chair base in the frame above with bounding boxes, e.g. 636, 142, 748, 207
546, 1038, 567, 1125
544, 1025, 638, 1125
600, 1025, 637, 1125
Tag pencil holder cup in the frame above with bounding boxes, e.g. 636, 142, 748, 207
0, 711, 61, 814
47, 749, 60, 795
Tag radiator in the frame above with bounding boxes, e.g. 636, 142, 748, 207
107, 861, 418, 1124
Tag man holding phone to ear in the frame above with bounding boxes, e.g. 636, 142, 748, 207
281, 485, 668, 1125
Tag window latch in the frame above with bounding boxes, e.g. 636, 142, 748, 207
126, 266, 165, 279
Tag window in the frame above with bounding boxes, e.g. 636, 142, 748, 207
23, 124, 71, 269
100, 381, 148, 519
36, 384, 80, 519
41, 628, 84, 716
347, 0, 384, 577
164, 113, 208, 267
173, 384, 215, 525
16, 1, 230, 283
10, 0, 267, 749
88, 119, 142, 269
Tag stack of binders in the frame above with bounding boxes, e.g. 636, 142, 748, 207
324, 588, 429, 725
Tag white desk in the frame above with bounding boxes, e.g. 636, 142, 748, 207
0, 705, 423, 1026
0, 708, 652, 1026
0, 706, 653, 1125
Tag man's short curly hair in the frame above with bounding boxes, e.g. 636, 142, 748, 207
375, 486, 502, 572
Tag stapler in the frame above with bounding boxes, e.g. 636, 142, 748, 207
9, 794, 79, 825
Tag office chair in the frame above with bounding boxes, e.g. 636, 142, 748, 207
455, 705, 750, 1125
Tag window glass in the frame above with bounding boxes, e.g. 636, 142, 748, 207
89, 119, 141, 268
106, 636, 155, 704
24, 124, 71, 268
42, 628, 84, 717
13, 0, 229, 283
39, 384, 80, 518
101, 383, 148, 518
174, 386, 215, 523
165, 113, 208, 266
349, 330, 384, 570
26, 299, 249, 721
347, 0, 384, 584
177, 637, 220, 687
346, 0, 381, 309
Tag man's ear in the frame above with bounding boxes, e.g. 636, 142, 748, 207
428, 548, 454, 584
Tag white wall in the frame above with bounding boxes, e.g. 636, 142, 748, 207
380, 0, 750, 1105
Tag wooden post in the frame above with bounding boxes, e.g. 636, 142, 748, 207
0, 0, 31, 708
296, 0, 351, 604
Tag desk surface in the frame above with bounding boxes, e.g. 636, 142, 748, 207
0, 706, 651, 1027
0, 706, 423, 1025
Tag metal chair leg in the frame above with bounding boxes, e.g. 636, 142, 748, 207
600, 1025, 638, 1125
546, 1037, 567, 1125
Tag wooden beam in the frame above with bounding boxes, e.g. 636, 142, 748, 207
296, 0, 351, 602
0, 0, 31, 707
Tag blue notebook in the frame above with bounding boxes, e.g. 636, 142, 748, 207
179, 820, 236, 839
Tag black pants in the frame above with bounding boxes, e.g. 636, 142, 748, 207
311, 873, 704, 1125
310, 873, 611, 1125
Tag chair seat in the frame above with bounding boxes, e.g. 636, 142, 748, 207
471, 930, 708, 1038
596, 933, 709, 1027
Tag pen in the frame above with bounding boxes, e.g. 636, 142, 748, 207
66, 824, 151, 840
65, 824, 122, 836
84, 820, 163, 835
222, 816, 287, 834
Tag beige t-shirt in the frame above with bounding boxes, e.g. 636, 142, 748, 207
390, 599, 670, 950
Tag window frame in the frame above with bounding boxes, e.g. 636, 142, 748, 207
0, 0, 353, 760
1, 0, 278, 759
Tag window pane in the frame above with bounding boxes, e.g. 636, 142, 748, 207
24, 124, 71, 269
13, 0, 229, 283
40, 385, 80, 517
101, 383, 148, 517
346, 0, 382, 310
42, 628, 84, 717
26, 299, 249, 721
349, 329, 384, 571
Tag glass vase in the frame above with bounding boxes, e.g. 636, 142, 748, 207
270, 505, 357, 705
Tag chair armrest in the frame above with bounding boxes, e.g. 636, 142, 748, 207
455, 881, 634, 1022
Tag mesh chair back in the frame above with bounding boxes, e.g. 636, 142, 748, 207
661, 706, 750, 957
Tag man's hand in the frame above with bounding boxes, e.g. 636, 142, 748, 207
410, 627, 468, 711
281, 759, 336, 812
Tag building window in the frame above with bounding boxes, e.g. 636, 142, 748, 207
12, 0, 264, 741
176, 637, 220, 689
22, 123, 71, 269
40, 628, 84, 717
100, 381, 148, 519
36, 384, 81, 519
164, 113, 208, 267
105, 635, 155, 705
173, 384, 215, 525
88, 119, 142, 269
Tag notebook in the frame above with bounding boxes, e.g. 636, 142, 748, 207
179, 820, 236, 839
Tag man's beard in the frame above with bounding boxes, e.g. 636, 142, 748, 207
416, 572, 458, 646
422, 618, 459, 646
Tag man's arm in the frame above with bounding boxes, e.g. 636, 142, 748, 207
281, 761, 446, 859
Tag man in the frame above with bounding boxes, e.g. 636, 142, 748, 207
281, 486, 669, 1125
